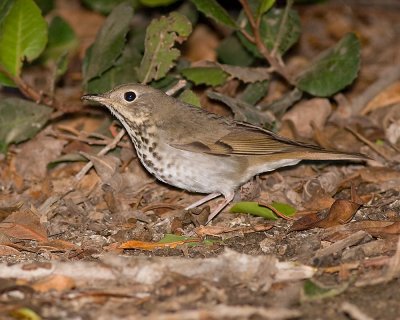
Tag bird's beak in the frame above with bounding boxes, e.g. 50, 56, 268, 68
81, 93, 110, 105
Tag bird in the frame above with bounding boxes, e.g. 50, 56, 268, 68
82, 83, 366, 224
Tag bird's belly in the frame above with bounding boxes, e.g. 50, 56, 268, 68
137, 144, 245, 195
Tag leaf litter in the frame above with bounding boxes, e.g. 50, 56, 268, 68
0, 1, 400, 320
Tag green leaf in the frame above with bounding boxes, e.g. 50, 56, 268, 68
258, 0, 276, 16
218, 64, 270, 83
296, 33, 361, 97
137, 12, 192, 84
237, 7, 300, 57
302, 280, 349, 301
229, 201, 296, 220
207, 91, 274, 125
239, 80, 269, 105
82, 0, 139, 15
190, 0, 237, 29
48, 153, 86, 169
270, 202, 296, 215
34, 0, 54, 15
0, 0, 48, 86
140, 0, 179, 7
83, 2, 134, 82
181, 67, 228, 86
158, 233, 216, 247
178, 89, 201, 107
0, 0, 14, 25
85, 39, 142, 93
41, 16, 78, 62
9, 307, 41, 320
0, 98, 52, 153
217, 35, 254, 67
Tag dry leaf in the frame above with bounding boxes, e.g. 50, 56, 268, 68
0, 210, 47, 242
15, 135, 66, 180
119, 239, 201, 250
32, 274, 75, 293
282, 98, 332, 138
0, 244, 21, 256
362, 81, 400, 115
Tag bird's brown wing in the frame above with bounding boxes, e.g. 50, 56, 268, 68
165, 103, 365, 160
168, 119, 322, 156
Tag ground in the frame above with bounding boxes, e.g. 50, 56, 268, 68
1, 1, 400, 319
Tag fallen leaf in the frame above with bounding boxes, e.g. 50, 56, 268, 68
38, 239, 79, 252
119, 237, 201, 250
32, 274, 75, 293
0, 210, 47, 242
15, 135, 66, 180
195, 224, 273, 236
292, 183, 363, 232
282, 98, 332, 138
362, 81, 400, 115
317, 199, 361, 228
0, 244, 21, 256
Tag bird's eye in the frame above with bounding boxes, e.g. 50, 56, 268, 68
124, 91, 136, 102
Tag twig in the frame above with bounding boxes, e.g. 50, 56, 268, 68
271, 0, 293, 58
238, 0, 294, 85
52, 131, 130, 148
74, 129, 126, 181
258, 200, 295, 221
345, 126, 391, 161
354, 64, 400, 115
0, 65, 79, 113
140, 203, 183, 213
341, 302, 374, 320
166, 79, 187, 96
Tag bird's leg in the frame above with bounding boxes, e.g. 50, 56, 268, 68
206, 192, 235, 225
184, 192, 221, 210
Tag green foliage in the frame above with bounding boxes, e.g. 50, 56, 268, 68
0, 0, 362, 151
258, 0, 276, 16
41, 16, 78, 62
34, 0, 54, 14
82, 0, 139, 15
230, 201, 296, 220
178, 89, 201, 107
0, 98, 52, 153
140, 0, 179, 7
0, 0, 48, 86
296, 33, 361, 97
217, 35, 254, 67
302, 280, 349, 301
239, 81, 269, 105
83, 2, 134, 84
158, 233, 216, 247
0, 0, 14, 24
190, 0, 237, 29
137, 12, 192, 84
181, 67, 228, 86
218, 64, 270, 83
238, 7, 301, 57
86, 39, 142, 93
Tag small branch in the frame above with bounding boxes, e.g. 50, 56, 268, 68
0, 65, 80, 114
345, 126, 391, 161
271, 0, 293, 58
165, 79, 187, 96
74, 128, 127, 182
238, 0, 294, 85
240, 0, 257, 29
239, 28, 255, 43
355, 64, 400, 115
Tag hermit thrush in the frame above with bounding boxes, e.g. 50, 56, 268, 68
82, 84, 365, 223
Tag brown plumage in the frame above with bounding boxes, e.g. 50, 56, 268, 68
82, 84, 366, 223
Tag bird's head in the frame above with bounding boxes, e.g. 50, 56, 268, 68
81, 83, 166, 121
